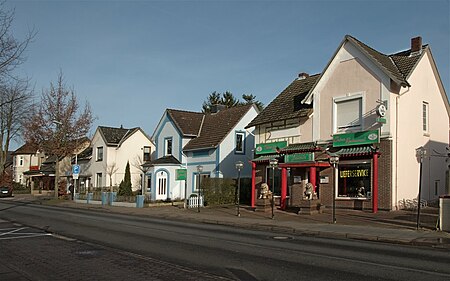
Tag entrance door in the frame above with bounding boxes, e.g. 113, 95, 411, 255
156, 171, 168, 200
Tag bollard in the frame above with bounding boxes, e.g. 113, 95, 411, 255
136, 195, 145, 208
87, 192, 93, 204
109, 192, 117, 205
101, 192, 108, 206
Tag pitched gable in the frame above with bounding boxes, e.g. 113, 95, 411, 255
183, 104, 254, 151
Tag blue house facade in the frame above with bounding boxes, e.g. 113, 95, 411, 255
146, 104, 258, 201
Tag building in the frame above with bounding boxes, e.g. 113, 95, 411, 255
88, 126, 155, 192
148, 104, 259, 201
12, 143, 43, 187
247, 35, 449, 212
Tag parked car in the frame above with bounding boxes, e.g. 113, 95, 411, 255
0, 186, 13, 197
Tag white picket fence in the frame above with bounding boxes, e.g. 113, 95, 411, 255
188, 195, 204, 208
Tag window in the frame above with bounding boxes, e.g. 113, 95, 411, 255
334, 95, 363, 132
195, 173, 210, 192
18, 156, 24, 167
435, 180, 440, 196
165, 138, 172, 156
143, 146, 151, 162
235, 132, 245, 154
337, 162, 371, 198
96, 146, 103, 161
96, 173, 103, 187
422, 102, 429, 133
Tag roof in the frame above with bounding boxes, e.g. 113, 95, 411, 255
166, 109, 204, 136
142, 155, 181, 167
183, 104, 255, 151
280, 142, 320, 153
303, 35, 427, 104
246, 74, 319, 128
12, 143, 38, 155
98, 126, 142, 146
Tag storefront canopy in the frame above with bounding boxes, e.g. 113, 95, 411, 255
335, 145, 376, 157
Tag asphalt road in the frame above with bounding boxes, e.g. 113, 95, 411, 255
1, 200, 450, 281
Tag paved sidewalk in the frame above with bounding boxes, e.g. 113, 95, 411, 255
9, 194, 450, 249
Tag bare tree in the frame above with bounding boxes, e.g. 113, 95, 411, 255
23, 72, 95, 198
132, 155, 149, 195
0, 2, 35, 81
105, 162, 119, 192
0, 78, 33, 175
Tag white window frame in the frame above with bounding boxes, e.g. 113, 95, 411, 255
143, 146, 151, 162
96, 146, 103, 161
333, 92, 365, 134
164, 138, 173, 156
96, 173, 103, 187
422, 101, 429, 134
18, 156, 24, 167
235, 131, 245, 154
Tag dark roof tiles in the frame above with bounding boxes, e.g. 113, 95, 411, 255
246, 74, 319, 127
183, 104, 254, 151
99, 126, 140, 146
166, 109, 204, 136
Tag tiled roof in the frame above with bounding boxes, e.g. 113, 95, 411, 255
280, 142, 319, 153
389, 46, 427, 79
12, 143, 38, 155
246, 74, 319, 128
142, 155, 181, 167
183, 104, 254, 151
251, 154, 279, 163
99, 126, 140, 146
167, 109, 204, 136
335, 145, 375, 157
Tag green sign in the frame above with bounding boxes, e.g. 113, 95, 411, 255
333, 130, 379, 147
285, 153, 314, 163
255, 141, 288, 155
176, 169, 187, 181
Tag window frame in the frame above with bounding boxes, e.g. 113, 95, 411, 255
96, 146, 103, 162
333, 93, 365, 134
164, 137, 173, 156
235, 131, 246, 154
422, 101, 429, 134
143, 146, 151, 162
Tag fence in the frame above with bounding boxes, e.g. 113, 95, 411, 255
188, 195, 204, 208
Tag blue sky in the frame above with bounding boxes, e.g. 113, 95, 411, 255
7, 0, 450, 147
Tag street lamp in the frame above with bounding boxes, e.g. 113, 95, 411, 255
197, 165, 203, 213
269, 158, 278, 219
235, 161, 244, 217
329, 153, 339, 224
416, 146, 427, 229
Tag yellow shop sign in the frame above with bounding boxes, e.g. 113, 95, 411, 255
339, 169, 369, 178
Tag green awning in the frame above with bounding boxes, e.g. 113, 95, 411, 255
336, 145, 375, 157
252, 155, 278, 163
280, 142, 318, 153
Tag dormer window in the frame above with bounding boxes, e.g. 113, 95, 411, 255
165, 138, 172, 156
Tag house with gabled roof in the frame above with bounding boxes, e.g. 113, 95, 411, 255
247, 35, 449, 212
149, 104, 259, 201
12, 143, 43, 187
88, 126, 155, 192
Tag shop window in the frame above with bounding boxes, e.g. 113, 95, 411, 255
334, 94, 363, 133
337, 162, 371, 198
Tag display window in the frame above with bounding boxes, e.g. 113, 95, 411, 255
337, 161, 371, 198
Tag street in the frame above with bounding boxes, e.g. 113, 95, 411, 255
1, 200, 450, 281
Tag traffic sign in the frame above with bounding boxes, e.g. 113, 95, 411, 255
72, 164, 80, 179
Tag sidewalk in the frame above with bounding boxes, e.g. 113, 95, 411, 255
10, 194, 450, 249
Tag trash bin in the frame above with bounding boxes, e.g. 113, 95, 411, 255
136, 195, 145, 208
440, 194, 450, 232
101, 192, 108, 206
109, 192, 117, 205
87, 192, 93, 204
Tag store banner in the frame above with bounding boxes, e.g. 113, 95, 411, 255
255, 141, 288, 155
285, 152, 314, 163
333, 130, 379, 147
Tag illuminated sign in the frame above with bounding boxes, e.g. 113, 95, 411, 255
339, 169, 369, 178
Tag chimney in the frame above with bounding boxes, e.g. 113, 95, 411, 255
411, 36, 422, 53
298, 72, 309, 80
210, 104, 226, 113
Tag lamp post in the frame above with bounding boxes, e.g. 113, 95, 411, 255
416, 146, 427, 230
197, 165, 203, 213
329, 153, 339, 224
235, 161, 244, 217
269, 158, 278, 219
